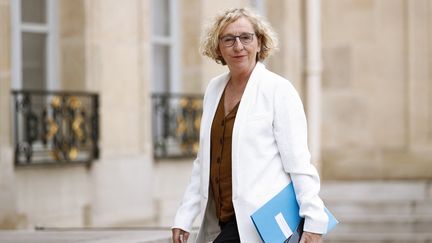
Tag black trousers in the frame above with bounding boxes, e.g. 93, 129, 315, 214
213, 217, 241, 243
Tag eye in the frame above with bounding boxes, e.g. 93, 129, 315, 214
239, 34, 252, 42
240, 33, 254, 44
222, 36, 235, 43
220, 36, 236, 46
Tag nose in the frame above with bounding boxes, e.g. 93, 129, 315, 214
233, 37, 245, 51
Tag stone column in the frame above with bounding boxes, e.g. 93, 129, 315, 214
181, 0, 203, 93
305, 0, 322, 168
84, 0, 155, 226
266, 0, 304, 90
407, 0, 432, 151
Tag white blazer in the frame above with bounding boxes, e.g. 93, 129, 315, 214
173, 63, 329, 243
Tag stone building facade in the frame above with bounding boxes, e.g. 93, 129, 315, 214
0, 0, 431, 230
321, 0, 432, 180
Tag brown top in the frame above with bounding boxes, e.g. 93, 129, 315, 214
210, 91, 239, 223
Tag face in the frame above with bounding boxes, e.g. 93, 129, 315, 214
218, 17, 261, 74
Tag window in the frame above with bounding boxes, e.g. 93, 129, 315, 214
152, 0, 197, 159
150, 0, 180, 93
9, 1, 99, 166
11, 0, 59, 91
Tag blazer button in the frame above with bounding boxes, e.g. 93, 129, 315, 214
217, 157, 221, 163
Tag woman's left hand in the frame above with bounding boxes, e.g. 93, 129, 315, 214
299, 231, 323, 243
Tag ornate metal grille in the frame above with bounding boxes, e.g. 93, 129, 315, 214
12, 90, 99, 165
152, 93, 203, 159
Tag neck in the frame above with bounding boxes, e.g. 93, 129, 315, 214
229, 62, 257, 86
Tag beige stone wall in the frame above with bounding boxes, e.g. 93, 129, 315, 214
181, 0, 203, 94
59, 0, 86, 90
0, 0, 17, 229
266, 0, 304, 93
0, 0, 11, 145
84, 0, 152, 157
407, 0, 432, 152
15, 166, 92, 228
321, 0, 432, 179
81, 0, 155, 226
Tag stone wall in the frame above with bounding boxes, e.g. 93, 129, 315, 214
266, 0, 304, 93
321, 0, 432, 179
76, 0, 155, 226
180, 0, 203, 94
0, 0, 17, 229
59, 0, 86, 90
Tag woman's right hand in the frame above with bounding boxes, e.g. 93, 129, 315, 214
172, 228, 190, 243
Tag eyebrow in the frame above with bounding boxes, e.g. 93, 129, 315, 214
221, 32, 253, 37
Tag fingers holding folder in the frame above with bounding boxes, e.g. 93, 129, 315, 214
251, 183, 338, 243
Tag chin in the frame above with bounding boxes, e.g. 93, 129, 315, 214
230, 60, 249, 66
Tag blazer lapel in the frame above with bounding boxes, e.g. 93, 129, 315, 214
231, 62, 265, 199
201, 73, 230, 198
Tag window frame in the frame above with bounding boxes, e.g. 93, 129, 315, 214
11, 0, 59, 91
150, 0, 181, 93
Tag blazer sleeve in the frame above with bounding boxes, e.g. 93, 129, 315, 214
172, 79, 215, 232
272, 79, 329, 234
172, 155, 202, 232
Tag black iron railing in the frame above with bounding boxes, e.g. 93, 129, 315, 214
152, 93, 203, 159
12, 90, 99, 165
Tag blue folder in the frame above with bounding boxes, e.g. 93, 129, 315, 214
251, 182, 338, 243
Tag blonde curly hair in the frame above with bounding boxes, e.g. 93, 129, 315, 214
200, 8, 279, 65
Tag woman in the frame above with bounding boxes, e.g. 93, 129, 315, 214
172, 8, 328, 243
